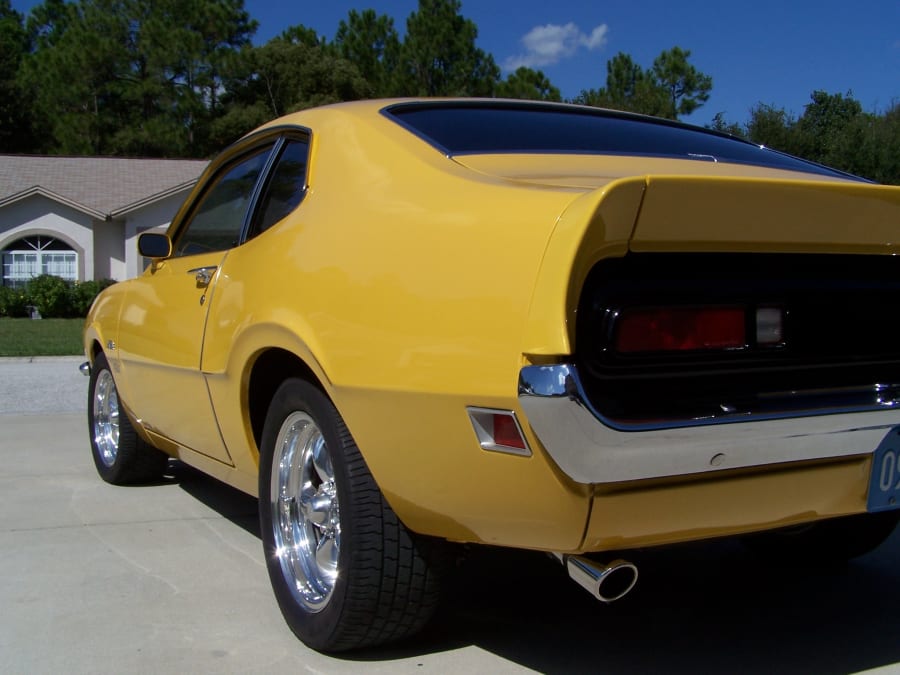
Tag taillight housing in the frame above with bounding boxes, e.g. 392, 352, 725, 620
613, 306, 784, 354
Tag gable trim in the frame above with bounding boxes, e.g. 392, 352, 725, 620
0, 186, 107, 220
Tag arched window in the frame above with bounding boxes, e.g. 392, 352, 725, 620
1, 236, 78, 288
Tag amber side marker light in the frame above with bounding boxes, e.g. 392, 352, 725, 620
615, 306, 747, 353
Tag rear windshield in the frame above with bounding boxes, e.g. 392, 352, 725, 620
384, 102, 858, 180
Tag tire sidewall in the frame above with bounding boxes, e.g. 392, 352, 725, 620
258, 378, 353, 650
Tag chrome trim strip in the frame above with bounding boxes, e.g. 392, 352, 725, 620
518, 364, 900, 484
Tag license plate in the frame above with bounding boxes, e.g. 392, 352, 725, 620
867, 428, 900, 512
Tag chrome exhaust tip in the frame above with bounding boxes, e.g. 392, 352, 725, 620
554, 553, 638, 603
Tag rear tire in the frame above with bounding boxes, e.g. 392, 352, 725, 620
258, 378, 443, 652
87, 352, 169, 484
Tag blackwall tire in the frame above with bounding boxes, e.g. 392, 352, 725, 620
258, 378, 443, 652
87, 352, 169, 484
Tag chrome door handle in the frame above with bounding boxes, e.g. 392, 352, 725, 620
188, 266, 217, 287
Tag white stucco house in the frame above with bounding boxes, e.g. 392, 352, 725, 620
0, 155, 208, 287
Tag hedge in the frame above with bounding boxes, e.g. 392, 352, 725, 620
0, 275, 117, 318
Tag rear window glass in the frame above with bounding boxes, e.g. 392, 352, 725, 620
384, 102, 857, 179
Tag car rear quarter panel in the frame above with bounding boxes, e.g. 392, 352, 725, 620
201, 108, 600, 550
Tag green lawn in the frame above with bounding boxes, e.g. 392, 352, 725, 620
0, 318, 85, 356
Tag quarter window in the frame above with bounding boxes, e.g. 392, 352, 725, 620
253, 139, 310, 237
174, 145, 274, 257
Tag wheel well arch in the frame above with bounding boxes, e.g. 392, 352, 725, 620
89, 339, 103, 360
247, 348, 324, 449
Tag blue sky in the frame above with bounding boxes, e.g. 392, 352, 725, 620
12, 0, 900, 126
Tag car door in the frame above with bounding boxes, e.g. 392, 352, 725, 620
114, 142, 276, 463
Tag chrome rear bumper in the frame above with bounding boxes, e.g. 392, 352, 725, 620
518, 364, 900, 484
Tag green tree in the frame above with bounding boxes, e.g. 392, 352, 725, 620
19, 0, 130, 154
496, 66, 560, 101
215, 26, 369, 146
114, 0, 256, 156
651, 46, 712, 118
18, 0, 256, 157
746, 103, 798, 153
867, 102, 900, 184
0, 0, 30, 151
601, 52, 665, 114
398, 0, 499, 96
741, 95, 900, 184
25, 0, 72, 48
334, 9, 399, 98
795, 90, 863, 165
707, 112, 745, 137
574, 48, 710, 119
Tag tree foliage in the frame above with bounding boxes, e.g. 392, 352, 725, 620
574, 47, 710, 120
334, 9, 399, 98
398, 0, 498, 97
600, 52, 666, 115
651, 46, 712, 118
17, 0, 255, 156
707, 112, 745, 137
0, 0, 894, 185
713, 92, 900, 184
0, 0, 30, 151
224, 27, 367, 114
496, 66, 560, 101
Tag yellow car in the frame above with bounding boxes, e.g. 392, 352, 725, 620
83, 99, 900, 652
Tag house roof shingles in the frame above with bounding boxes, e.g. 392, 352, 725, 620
0, 155, 208, 218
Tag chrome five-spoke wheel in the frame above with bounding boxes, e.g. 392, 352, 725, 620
92, 369, 120, 468
87, 352, 169, 485
259, 378, 443, 652
271, 411, 341, 612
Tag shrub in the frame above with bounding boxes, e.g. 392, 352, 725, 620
69, 278, 116, 316
26, 275, 72, 317
2, 276, 117, 318
0, 285, 29, 317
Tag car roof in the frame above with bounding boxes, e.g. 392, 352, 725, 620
256, 99, 863, 182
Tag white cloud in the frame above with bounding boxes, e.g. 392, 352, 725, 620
504, 22, 609, 70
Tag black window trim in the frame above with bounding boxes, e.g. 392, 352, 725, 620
170, 124, 312, 256
170, 139, 277, 256
240, 129, 311, 244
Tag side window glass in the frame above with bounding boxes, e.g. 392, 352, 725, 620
175, 146, 273, 257
253, 139, 309, 237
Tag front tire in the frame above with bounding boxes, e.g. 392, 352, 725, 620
87, 352, 169, 484
258, 378, 443, 652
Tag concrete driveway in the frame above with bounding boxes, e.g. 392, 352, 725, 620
2, 357, 900, 674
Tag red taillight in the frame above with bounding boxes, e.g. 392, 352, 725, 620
615, 306, 746, 354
